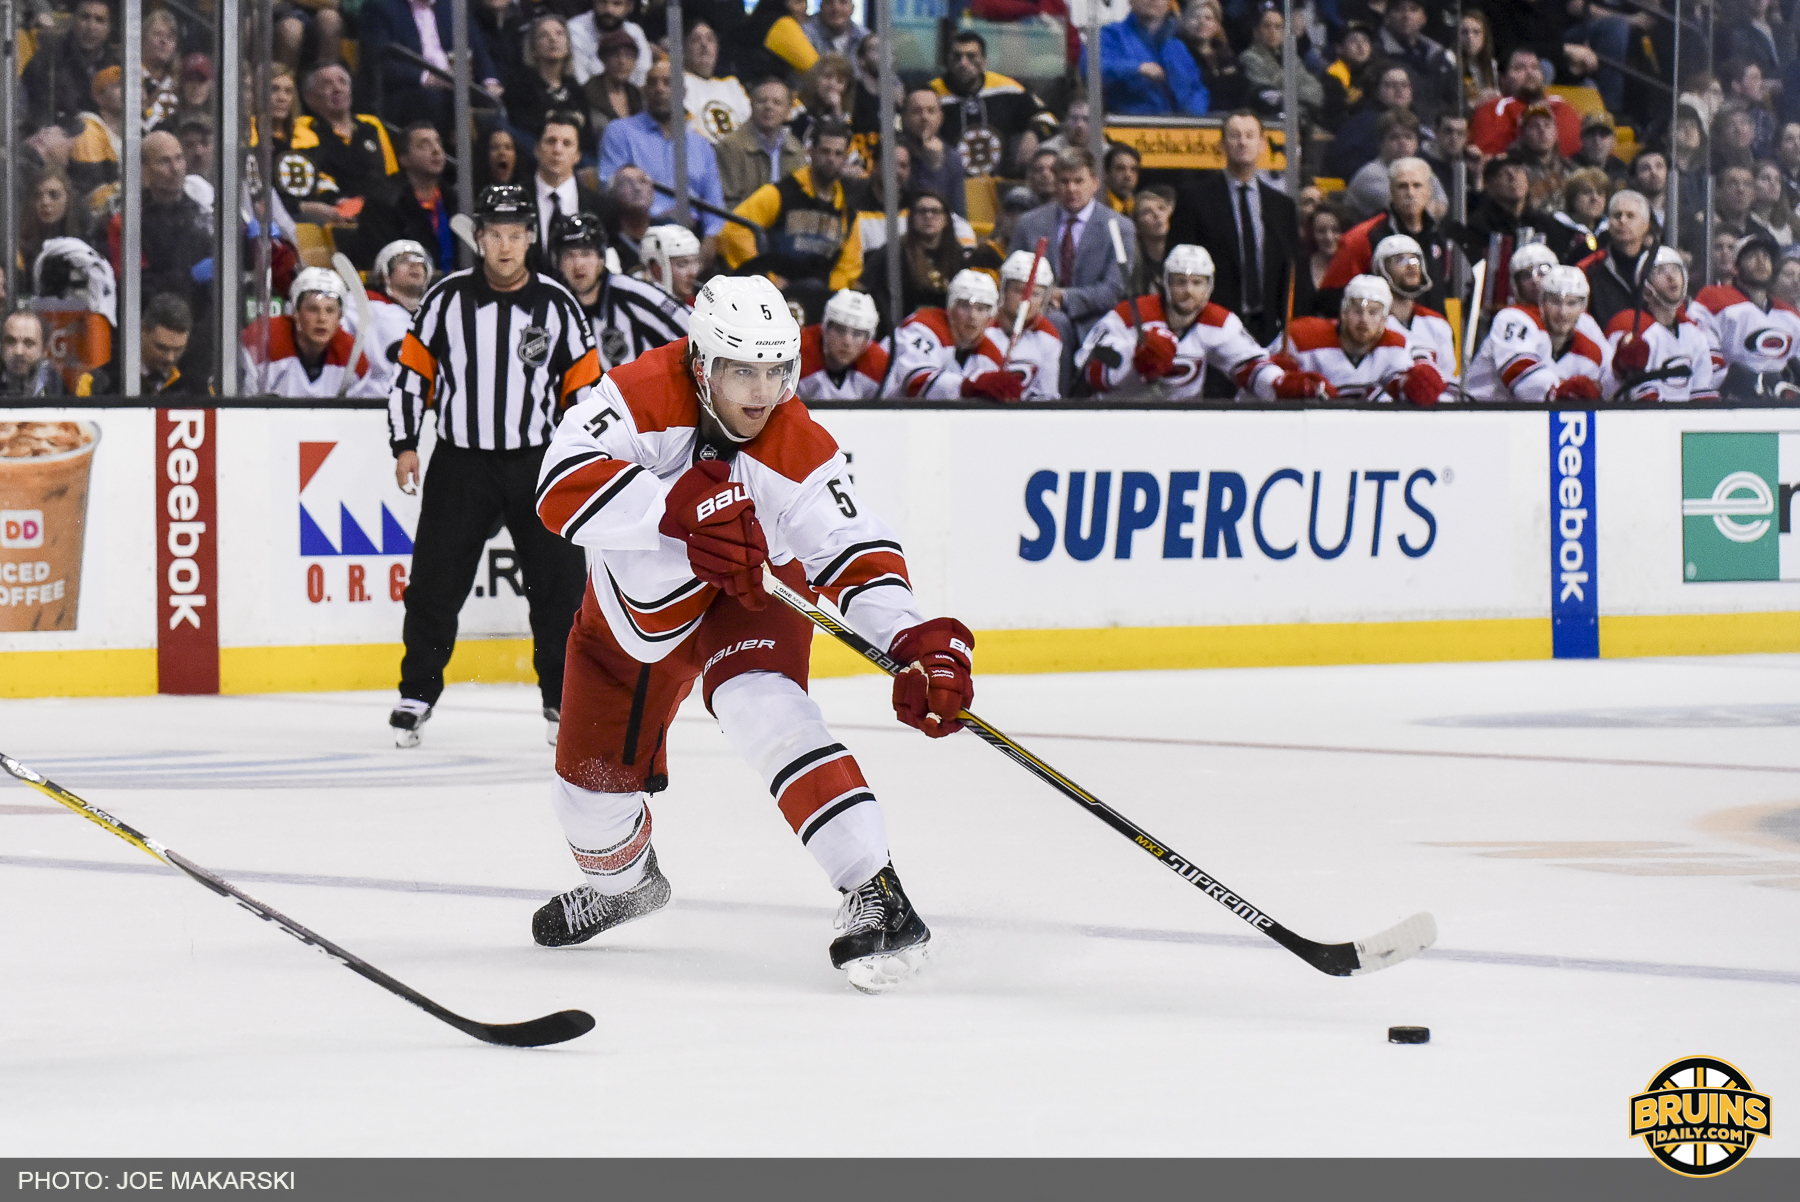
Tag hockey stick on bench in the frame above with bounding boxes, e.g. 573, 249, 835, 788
763, 574, 1437, 978
0, 752, 594, 1047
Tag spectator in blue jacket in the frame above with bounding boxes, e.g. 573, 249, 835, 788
1085, 0, 1209, 117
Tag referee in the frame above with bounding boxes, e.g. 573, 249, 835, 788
387, 184, 601, 749
549, 212, 690, 369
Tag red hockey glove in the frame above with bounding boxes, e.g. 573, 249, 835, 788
1614, 334, 1652, 374
1547, 375, 1601, 401
1398, 362, 1444, 406
961, 371, 1025, 402
1132, 328, 1180, 379
889, 618, 975, 738
658, 460, 769, 609
1268, 351, 1301, 373
1274, 369, 1337, 399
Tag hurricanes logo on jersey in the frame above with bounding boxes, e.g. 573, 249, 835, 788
1746, 328, 1795, 357
1630, 1056, 1771, 1177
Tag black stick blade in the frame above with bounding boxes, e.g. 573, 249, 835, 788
458, 1008, 596, 1048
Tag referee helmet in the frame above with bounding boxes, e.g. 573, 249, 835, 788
550, 212, 607, 253
476, 184, 535, 232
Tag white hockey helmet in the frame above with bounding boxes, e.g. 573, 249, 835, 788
689, 275, 802, 433
823, 288, 880, 334
946, 268, 999, 310
1342, 273, 1393, 315
1541, 264, 1589, 299
1162, 243, 1215, 279
1509, 241, 1558, 282
373, 239, 430, 285
1000, 249, 1055, 288
642, 223, 702, 289
289, 265, 347, 311
1645, 244, 1688, 300
1372, 233, 1431, 298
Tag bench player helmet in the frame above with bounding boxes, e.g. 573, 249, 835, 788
999, 249, 1055, 288
372, 239, 430, 286
1541, 264, 1589, 300
475, 183, 534, 233
823, 288, 880, 334
1509, 241, 1558, 290
289, 266, 347, 311
1643, 244, 1688, 303
1373, 233, 1431, 299
1343, 273, 1393, 315
689, 275, 802, 434
643, 224, 702, 289
1162, 243, 1215, 307
946, 268, 999, 310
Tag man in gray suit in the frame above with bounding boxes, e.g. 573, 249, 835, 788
1010, 147, 1135, 394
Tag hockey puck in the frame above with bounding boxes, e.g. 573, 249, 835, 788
1388, 1026, 1430, 1044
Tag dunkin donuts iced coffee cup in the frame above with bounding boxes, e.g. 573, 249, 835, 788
0, 420, 99, 631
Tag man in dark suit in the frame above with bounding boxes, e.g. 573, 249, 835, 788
1174, 109, 1297, 346
530, 113, 605, 270
1009, 146, 1136, 392
356, 0, 502, 139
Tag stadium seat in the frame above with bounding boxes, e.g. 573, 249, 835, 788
965, 174, 998, 237
1313, 177, 1345, 194
294, 223, 338, 269
1547, 85, 1607, 118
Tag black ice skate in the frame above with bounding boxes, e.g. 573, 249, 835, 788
532, 849, 671, 947
830, 862, 931, 993
389, 700, 432, 749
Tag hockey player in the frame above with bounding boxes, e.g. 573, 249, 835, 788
1374, 235, 1457, 389
1505, 241, 1559, 309
552, 213, 689, 370
1603, 246, 1719, 402
796, 288, 889, 400
986, 250, 1062, 399
1690, 234, 1800, 398
1465, 264, 1609, 400
891, 269, 1025, 401
362, 239, 433, 395
241, 267, 381, 398
639, 224, 702, 307
532, 275, 973, 990
1075, 244, 1298, 399
1283, 275, 1441, 403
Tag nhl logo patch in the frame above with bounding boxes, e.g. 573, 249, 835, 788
518, 326, 551, 368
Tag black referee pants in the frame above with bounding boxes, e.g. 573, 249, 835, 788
399, 443, 587, 710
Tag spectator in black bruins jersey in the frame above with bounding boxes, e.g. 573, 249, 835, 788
278, 64, 400, 224
930, 31, 1057, 178
550, 213, 688, 370
721, 119, 864, 322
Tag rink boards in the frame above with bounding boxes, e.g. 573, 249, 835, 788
1, 404, 1796, 696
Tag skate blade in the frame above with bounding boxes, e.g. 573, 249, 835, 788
843, 943, 929, 994
546, 721, 560, 748
393, 728, 422, 749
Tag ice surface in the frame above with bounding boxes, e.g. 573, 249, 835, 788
2, 655, 1797, 1156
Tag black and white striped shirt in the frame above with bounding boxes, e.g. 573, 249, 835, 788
388, 269, 601, 454
583, 272, 691, 371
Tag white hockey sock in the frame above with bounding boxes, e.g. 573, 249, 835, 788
549, 776, 652, 896
712, 671, 890, 892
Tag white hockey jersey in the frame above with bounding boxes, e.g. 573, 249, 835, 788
1283, 316, 1415, 401
983, 315, 1062, 399
685, 74, 751, 143
795, 323, 890, 400
536, 339, 924, 664
1600, 308, 1719, 402
891, 308, 1017, 399
1465, 306, 1609, 401
1388, 304, 1457, 374
240, 316, 381, 399
358, 292, 418, 397
1076, 296, 1280, 399
1689, 285, 1800, 387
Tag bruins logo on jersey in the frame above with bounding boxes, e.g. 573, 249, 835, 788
698, 100, 739, 140
277, 152, 320, 197
958, 126, 1004, 175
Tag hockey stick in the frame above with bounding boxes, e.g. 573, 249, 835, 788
449, 213, 480, 256
1003, 236, 1049, 374
331, 252, 373, 399
0, 752, 595, 1047
763, 575, 1437, 978
1107, 219, 1163, 400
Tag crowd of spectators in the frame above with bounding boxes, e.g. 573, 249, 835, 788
2, 0, 1798, 398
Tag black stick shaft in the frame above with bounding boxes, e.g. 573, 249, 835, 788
0, 754, 593, 1046
770, 582, 1358, 975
